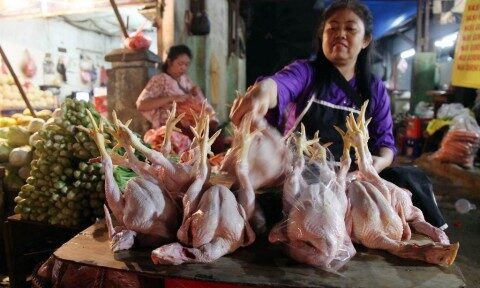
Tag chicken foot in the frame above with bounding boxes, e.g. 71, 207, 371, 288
342, 102, 458, 265
152, 117, 254, 265
84, 111, 178, 251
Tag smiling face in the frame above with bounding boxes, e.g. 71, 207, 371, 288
166, 54, 191, 79
321, 8, 372, 68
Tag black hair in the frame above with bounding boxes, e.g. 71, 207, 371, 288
314, 0, 374, 107
161, 45, 193, 72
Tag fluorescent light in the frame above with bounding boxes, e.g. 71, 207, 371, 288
391, 15, 406, 28
434, 32, 458, 48
75, 92, 90, 102
400, 48, 416, 59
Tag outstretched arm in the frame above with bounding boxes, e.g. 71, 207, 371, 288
230, 79, 278, 126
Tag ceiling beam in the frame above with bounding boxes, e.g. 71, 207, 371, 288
395, 31, 415, 46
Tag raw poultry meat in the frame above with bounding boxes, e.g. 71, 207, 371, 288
221, 94, 290, 232
269, 125, 355, 269
151, 116, 255, 264
112, 105, 204, 206
230, 113, 273, 229
221, 116, 289, 190
143, 102, 192, 155
342, 102, 459, 265
84, 111, 178, 251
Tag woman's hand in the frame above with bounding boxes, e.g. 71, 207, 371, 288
230, 78, 278, 126
371, 147, 394, 173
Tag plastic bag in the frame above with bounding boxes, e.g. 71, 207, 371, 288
432, 103, 480, 168
414, 101, 434, 119
268, 133, 355, 271
143, 126, 191, 155
124, 23, 151, 51
431, 129, 479, 168
21, 49, 37, 78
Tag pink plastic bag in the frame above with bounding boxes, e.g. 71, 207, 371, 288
124, 23, 151, 51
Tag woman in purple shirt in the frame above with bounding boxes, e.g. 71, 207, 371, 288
231, 0, 446, 229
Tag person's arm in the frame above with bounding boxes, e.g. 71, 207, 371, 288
136, 93, 188, 111
230, 78, 278, 126
367, 78, 397, 172
372, 147, 394, 173
136, 74, 190, 111
230, 60, 315, 127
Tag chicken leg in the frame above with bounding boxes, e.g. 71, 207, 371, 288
152, 116, 254, 265
343, 102, 459, 266
84, 111, 178, 251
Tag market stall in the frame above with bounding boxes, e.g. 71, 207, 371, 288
52, 219, 465, 288
2, 0, 480, 287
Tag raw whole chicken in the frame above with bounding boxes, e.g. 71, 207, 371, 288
269, 125, 355, 269
151, 116, 255, 264
112, 104, 204, 206
221, 94, 290, 232
342, 102, 459, 266
143, 102, 192, 155
220, 117, 289, 190
84, 111, 178, 251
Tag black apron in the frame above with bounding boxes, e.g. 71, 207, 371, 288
300, 67, 364, 161
302, 96, 358, 161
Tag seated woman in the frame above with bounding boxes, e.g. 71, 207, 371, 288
136, 45, 220, 154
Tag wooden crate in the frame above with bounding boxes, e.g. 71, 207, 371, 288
3, 214, 82, 288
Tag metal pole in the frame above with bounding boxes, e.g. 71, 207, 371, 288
424, 0, 431, 52
416, 0, 424, 52
0, 45, 37, 117
109, 0, 129, 39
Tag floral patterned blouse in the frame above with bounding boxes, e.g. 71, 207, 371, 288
136, 72, 218, 130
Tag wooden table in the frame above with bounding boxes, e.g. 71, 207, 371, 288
54, 221, 466, 288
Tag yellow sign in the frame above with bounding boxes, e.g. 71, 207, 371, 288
452, 0, 480, 89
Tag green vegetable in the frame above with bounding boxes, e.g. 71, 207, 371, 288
0, 138, 12, 162
9, 146, 32, 167
0, 127, 9, 139
18, 165, 31, 181
27, 118, 46, 133
14, 99, 111, 227
4, 166, 24, 192
7, 126, 30, 147
113, 166, 137, 190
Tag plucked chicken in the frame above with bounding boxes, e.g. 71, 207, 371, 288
112, 104, 205, 206
342, 102, 459, 266
269, 124, 355, 269
84, 111, 178, 251
221, 94, 289, 191
151, 116, 255, 264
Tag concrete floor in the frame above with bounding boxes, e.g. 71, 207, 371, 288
428, 172, 480, 287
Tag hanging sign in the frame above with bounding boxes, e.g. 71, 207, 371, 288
451, 0, 480, 88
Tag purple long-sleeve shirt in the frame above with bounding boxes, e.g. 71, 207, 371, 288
265, 60, 397, 155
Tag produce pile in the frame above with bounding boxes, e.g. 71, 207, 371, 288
0, 74, 56, 110
1, 110, 52, 195
14, 99, 111, 227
